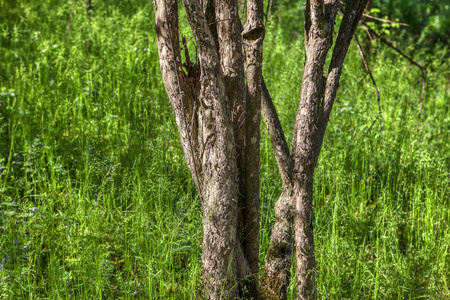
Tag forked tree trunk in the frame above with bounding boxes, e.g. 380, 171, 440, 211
153, 0, 368, 299
291, 1, 368, 298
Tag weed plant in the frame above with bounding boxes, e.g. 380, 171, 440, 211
0, 0, 449, 299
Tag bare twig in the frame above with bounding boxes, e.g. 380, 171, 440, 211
261, 78, 294, 187
362, 26, 374, 42
339, 0, 426, 129
209, 17, 242, 26
364, 118, 378, 134
340, 0, 409, 27
361, 25, 381, 56
180, 35, 195, 50
266, 0, 274, 24
276, 7, 281, 23
362, 13, 410, 26
354, 33, 383, 122
65, 0, 77, 38
361, 19, 426, 124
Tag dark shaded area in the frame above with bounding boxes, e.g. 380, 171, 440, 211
373, 0, 450, 46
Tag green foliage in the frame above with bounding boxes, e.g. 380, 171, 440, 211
372, 0, 450, 46
364, 8, 401, 38
0, 0, 449, 299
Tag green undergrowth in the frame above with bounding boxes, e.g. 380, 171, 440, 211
1, 0, 449, 299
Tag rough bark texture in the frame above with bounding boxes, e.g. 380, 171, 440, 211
291, 1, 368, 299
260, 78, 295, 300
291, 1, 338, 297
155, 0, 241, 298
213, 0, 251, 294
260, 188, 294, 300
183, 0, 241, 297
242, 0, 265, 297
154, 0, 368, 298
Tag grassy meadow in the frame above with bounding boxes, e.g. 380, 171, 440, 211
0, 0, 449, 299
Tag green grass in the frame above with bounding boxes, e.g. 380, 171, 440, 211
1, 0, 449, 299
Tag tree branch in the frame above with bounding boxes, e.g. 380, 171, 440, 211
154, 0, 202, 192
291, 0, 338, 160
360, 19, 426, 124
354, 33, 383, 121
261, 79, 294, 188
362, 13, 410, 27
318, 0, 369, 150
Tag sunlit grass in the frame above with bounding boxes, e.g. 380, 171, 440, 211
1, 0, 449, 299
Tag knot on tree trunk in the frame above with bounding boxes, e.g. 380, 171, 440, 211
242, 24, 265, 44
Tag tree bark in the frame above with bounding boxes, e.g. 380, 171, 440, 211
290, 2, 338, 298
260, 79, 295, 300
154, 0, 369, 298
242, 0, 265, 296
291, 1, 368, 299
213, 0, 251, 294
183, 0, 241, 297
155, 0, 241, 297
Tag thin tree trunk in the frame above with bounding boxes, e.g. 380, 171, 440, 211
183, 0, 241, 297
242, 0, 265, 296
292, 179, 316, 300
260, 78, 295, 300
213, 0, 251, 294
291, 1, 368, 298
291, 2, 338, 297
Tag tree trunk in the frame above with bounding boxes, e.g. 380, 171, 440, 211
242, 0, 265, 296
153, 0, 369, 298
260, 79, 295, 300
154, 0, 240, 297
212, 0, 252, 295
291, 1, 368, 298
